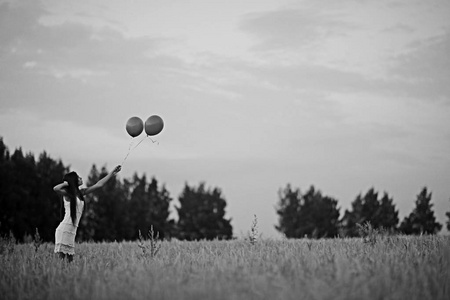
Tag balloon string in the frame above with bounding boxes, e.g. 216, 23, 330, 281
128, 138, 135, 151
121, 153, 130, 166
131, 135, 147, 151
121, 138, 135, 166
121, 136, 159, 166
149, 136, 160, 145
132, 135, 159, 149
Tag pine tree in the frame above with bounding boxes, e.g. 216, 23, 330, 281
80, 165, 128, 241
0, 138, 68, 241
375, 193, 399, 231
0, 138, 15, 237
301, 186, 340, 238
176, 182, 232, 240
341, 188, 399, 237
275, 184, 302, 238
145, 178, 174, 239
399, 187, 442, 235
127, 174, 174, 239
275, 185, 340, 238
35, 152, 69, 241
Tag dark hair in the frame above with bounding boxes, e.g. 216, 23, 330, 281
63, 171, 84, 225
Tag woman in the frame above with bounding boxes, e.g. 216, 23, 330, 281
53, 165, 121, 261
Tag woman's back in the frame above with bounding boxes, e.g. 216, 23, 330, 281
61, 197, 84, 227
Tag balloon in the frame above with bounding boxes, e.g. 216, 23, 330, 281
126, 117, 144, 137
145, 115, 164, 136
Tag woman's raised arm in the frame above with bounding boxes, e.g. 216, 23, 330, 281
53, 181, 69, 195
83, 165, 121, 195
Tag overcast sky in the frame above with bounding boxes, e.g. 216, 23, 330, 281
1, 0, 449, 237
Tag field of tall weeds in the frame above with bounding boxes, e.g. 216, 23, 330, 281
1, 234, 449, 300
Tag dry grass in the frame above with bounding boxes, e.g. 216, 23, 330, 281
248, 214, 259, 246
1, 235, 449, 300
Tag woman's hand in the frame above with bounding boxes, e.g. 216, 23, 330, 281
84, 165, 122, 195
112, 165, 121, 175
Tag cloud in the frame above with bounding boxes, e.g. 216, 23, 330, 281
382, 23, 415, 34
239, 6, 357, 52
213, 55, 420, 107
0, 0, 44, 45
236, 0, 450, 104
0, 109, 125, 160
2, 0, 449, 160
388, 32, 450, 102
0, 0, 190, 131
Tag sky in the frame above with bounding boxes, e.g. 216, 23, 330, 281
1, 0, 449, 238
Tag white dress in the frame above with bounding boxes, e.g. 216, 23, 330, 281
54, 196, 84, 255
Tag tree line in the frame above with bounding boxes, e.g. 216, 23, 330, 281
275, 184, 447, 238
0, 138, 232, 242
1, 137, 449, 242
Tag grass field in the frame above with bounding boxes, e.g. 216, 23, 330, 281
1, 235, 449, 300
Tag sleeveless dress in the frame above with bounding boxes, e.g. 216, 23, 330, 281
54, 196, 84, 255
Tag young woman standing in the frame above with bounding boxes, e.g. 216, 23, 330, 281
53, 165, 121, 261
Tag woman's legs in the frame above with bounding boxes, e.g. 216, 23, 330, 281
58, 252, 65, 260
57, 252, 74, 262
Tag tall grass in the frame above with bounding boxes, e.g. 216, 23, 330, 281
1, 235, 449, 300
